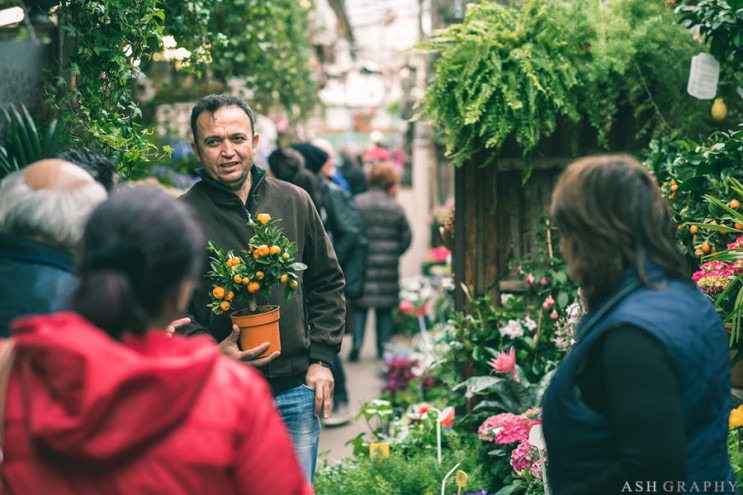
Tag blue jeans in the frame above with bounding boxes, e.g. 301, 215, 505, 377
274, 384, 321, 482
352, 307, 393, 358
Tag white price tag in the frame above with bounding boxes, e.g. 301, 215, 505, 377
687, 53, 720, 100
528, 424, 546, 450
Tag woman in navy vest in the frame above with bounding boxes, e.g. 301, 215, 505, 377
542, 155, 735, 494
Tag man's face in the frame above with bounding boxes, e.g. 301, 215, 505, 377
191, 105, 260, 192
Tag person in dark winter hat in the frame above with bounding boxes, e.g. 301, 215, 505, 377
290, 142, 329, 175
267, 147, 320, 210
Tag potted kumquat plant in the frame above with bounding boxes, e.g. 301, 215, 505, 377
206, 213, 307, 356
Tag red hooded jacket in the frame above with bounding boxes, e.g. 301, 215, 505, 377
3, 312, 312, 495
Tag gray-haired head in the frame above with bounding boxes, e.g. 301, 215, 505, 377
0, 159, 108, 251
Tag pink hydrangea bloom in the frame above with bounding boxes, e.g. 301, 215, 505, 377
478, 412, 539, 445
692, 260, 735, 295
728, 236, 743, 250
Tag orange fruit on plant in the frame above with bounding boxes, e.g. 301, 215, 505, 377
233, 274, 242, 284
225, 291, 234, 301
243, 278, 251, 286
689, 225, 699, 234
256, 271, 265, 280
731, 199, 740, 209
220, 301, 231, 311
670, 184, 678, 192
212, 286, 225, 299
735, 222, 743, 231
270, 245, 281, 255
701, 240, 711, 253
695, 249, 704, 258
257, 245, 270, 257
256, 213, 271, 225
289, 280, 299, 289
282, 252, 290, 259
280, 274, 289, 283
248, 281, 261, 293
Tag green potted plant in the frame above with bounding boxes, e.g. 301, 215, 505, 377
206, 212, 307, 356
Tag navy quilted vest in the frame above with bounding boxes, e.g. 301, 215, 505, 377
542, 268, 734, 493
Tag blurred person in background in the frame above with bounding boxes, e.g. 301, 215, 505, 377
0, 159, 107, 336
350, 161, 411, 362
3, 186, 312, 494
267, 146, 320, 209
291, 141, 367, 427
54, 149, 120, 192
338, 145, 367, 196
542, 155, 734, 494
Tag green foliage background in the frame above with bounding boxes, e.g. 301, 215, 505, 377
416, 0, 713, 168
22, 0, 318, 170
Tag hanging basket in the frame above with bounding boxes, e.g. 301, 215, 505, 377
230, 305, 281, 358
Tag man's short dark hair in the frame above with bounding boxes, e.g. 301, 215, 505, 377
190, 94, 256, 147
54, 149, 118, 192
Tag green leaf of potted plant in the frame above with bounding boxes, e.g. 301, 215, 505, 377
206, 213, 307, 356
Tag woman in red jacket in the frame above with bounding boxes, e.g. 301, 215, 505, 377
3, 186, 312, 495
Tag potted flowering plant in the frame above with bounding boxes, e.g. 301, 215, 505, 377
691, 178, 743, 352
206, 213, 307, 356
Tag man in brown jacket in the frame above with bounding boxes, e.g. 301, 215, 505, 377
177, 94, 346, 482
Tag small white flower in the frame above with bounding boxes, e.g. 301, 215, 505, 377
500, 293, 515, 305
499, 319, 524, 339
523, 316, 537, 331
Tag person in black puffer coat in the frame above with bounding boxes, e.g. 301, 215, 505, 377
350, 161, 411, 361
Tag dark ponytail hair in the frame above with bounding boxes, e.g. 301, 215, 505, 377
72, 186, 205, 339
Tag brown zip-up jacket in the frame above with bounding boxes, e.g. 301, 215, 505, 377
178, 166, 345, 393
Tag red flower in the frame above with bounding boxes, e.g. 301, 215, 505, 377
438, 406, 455, 428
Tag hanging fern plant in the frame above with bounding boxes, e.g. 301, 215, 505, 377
416, 0, 711, 170
415, 0, 588, 167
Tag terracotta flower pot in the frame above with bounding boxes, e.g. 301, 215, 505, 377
230, 305, 281, 358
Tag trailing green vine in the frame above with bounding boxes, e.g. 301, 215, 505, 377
54, 0, 167, 167
22, 0, 317, 172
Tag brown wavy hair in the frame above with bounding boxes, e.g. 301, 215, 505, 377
550, 155, 690, 308
366, 161, 399, 190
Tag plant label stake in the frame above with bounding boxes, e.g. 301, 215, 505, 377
436, 406, 454, 465
455, 470, 468, 495
369, 442, 390, 459
440, 462, 460, 495
528, 424, 551, 495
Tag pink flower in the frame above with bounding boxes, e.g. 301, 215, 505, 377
542, 295, 555, 309
550, 310, 559, 320
539, 277, 549, 285
487, 348, 519, 382
728, 236, 743, 250
525, 273, 535, 285
510, 439, 537, 473
399, 299, 415, 315
478, 412, 540, 445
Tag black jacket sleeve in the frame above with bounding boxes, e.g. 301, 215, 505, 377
322, 182, 363, 267
567, 326, 687, 495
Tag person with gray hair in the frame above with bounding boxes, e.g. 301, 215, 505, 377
0, 158, 107, 336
